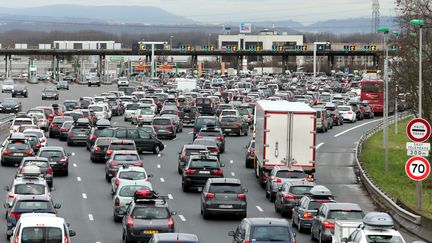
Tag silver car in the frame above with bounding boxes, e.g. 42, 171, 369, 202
265, 166, 308, 202
112, 180, 153, 221
2, 79, 15, 93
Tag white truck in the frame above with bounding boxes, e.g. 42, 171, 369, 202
254, 100, 316, 185
176, 78, 197, 92
332, 220, 362, 243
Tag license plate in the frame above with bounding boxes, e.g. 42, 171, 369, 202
77, 134, 86, 136
159, 130, 167, 132
199, 171, 210, 174
225, 129, 232, 131
14, 153, 23, 156
219, 205, 233, 208
144, 230, 158, 234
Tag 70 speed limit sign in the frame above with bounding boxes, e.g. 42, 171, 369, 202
405, 156, 431, 181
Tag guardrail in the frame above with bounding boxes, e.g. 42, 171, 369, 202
0, 114, 14, 129
354, 111, 432, 241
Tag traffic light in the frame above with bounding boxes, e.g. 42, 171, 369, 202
363, 45, 370, 51
349, 45, 356, 51
210, 44, 216, 51
301, 45, 307, 51
344, 45, 356, 52
187, 45, 193, 51
295, 45, 301, 52
370, 45, 377, 51
248, 45, 256, 51
232, 45, 238, 51
390, 45, 398, 51
180, 44, 186, 51
278, 45, 284, 52
272, 45, 277, 52
203, 45, 209, 51
226, 45, 232, 51
256, 45, 262, 51
139, 43, 146, 50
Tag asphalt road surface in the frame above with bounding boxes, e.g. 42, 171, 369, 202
0, 80, 420, 243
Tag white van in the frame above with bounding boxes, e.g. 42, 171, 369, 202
9, 213, 76, 243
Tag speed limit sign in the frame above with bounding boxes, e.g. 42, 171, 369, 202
405, 156, 431, 181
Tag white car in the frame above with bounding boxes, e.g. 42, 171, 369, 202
117, 77, 129, 87
219, 109, 240, 118
89, 104, 111, 120
28, 113, 49, 131
139, 98, 157, 113
338, 105, 357, 123
2, 79, 14, 93
112, 180, 153, 221
10, 118, 35, 133
123, 103, 140, 122
132, 108, 155, 125
23, 129, 48, 147
93, 96, 108, 104
111, 166, 151, 194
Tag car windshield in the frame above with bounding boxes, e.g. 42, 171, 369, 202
16, 200, 51, 210
14, 120, 33, 126
189, 160, 219, 168
24, 131, 44, 138
140, 109, 154, 115
89, 106, 103, 112
290, 186, 313, 195
251, 226, 291, 242
39, 150, 64, 158
153, 119, 171, 125
126, 104, 140, 110
193, 139, 217, 147
366, 235, 404, 243
15, 184, 45, 195
113, 154, 139, 161
132, 207, 170, 219
7, 143, 30, 150
209, 183, 242, 193
221, 117, 238, 122
328, 210, 363, 220
119, 185, 150, 197
339, 106, 351, 111
110, 144, 135, 150
23, 161, 49, 168
119, 171, 146, 180
21, 227, 62, 243
276, 171, 305, 178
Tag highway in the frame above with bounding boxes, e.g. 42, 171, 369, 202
0, 80, 419, 243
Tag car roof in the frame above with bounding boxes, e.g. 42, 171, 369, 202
208, 178, 241, 184
22, 157, 49, 162
14, 194, 51, 201
18, 214, 65, 227
153, 233, 199, 241
245, 217, 289, 226
184, 144, 208, 149
324, 202, 362, 211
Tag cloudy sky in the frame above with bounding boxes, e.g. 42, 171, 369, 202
1, 0, 397, 23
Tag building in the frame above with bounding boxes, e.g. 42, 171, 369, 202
53, 41, 122, 50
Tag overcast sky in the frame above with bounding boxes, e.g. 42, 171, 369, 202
2, 0, 397, 24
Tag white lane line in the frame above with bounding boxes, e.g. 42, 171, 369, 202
158, 154, 161, 158
168, 194, 173, 200
113, 122, 118, 125
82, 193, 87, 199
88, 214, 94, 221
73, 163, 77, 167
160, 178, 165, 182
76, 177, 82, 182
179, 215, 186, 221
316, 143, 324, 150
188, 132, 193, 134
157, 164, 161, 168
256, 206, 264, 212
334, 119, 383, 137
230, 160, 233, 164
173, 138, 177, 141
231, 172, 235, 177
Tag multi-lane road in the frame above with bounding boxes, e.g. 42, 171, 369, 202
0, 80, 419, 243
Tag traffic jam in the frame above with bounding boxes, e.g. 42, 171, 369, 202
0, 75, 409, 243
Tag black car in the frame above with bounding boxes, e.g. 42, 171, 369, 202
274, 180, 315, 218
59, 121, 74, 141
244, 140, 255, 168
86, 119, 112, 150
219, 115, 249, 136
37, 146, 71, 176
201, 178, 247, 219
41, 86, 59, 100
1, 135, 34, 166
67, 125, 91, 146
0, 98, 22, 113
177, 144, 208, 174
88, 77, 101, 87
11, 84, 28, 97
182, 153, 225, 192
48, 116, 74, 138
109, 127, 165, 154
196, 126, 225, 153
122, 190, 176, 243
63, 100, 81, 111
228, 217, 296, 243
90, 137, 116, 162
181, 106, 200, 125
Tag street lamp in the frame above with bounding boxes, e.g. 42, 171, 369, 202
391, 31, 399, 134
410, 18, 425, 211
377, 27, 389, 175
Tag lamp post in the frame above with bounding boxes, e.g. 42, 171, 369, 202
377, 27, 389, 175
391, 31, 399, 134
170, 36, 174, 50
410, 18, 425, 211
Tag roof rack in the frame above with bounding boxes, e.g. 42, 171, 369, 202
361, 212, 394, 229
134, 189, 168, 205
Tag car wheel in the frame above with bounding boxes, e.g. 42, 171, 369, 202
178, 167, 182, 174
153, 145, 160, 154
67, 141, 73, 146
105, 173, 111, 182
63, 170, 68, 176
113, 213, 122, 222
202, 208, 210, 219
297, 218, 304, 232
1, 159, 5, 166
274, 202, 280, 213
124, 117, 127, 122
319, 232, 324, 243
182, 182, 189, 192
269, 193, 276, 202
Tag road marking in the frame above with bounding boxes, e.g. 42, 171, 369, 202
316, 143, 324, 150
188, 132, 193, 134
160, 178, 165, 182
76, 177, 81, 182
82, 193, 87, 199
157, 164, 161, 168
88, 214, 94, 221
230, 160, 233, 164
256, 206, 264, 212
334, 119, 383, 137
173, 138, 177, 141
158, 154, 161, 157
113, 122, 118, 125
168, 194, 173, 200
231, 172, 235, 177
73, 163, 77, 167
179, 215, 186, 221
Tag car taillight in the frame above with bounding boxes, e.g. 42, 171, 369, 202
134, 162, 143, 167
48, 114, 54, 119
60, 128, 67, 132
323, 221, 335, 229
273, 177, 282, 183
356, 110, 360, 113
216, 136, 223, 141
8, 194, 14, 199
24, 150, 33, 155
36, 143, 41, 148
205, 193, 215, 199
127, 215, 134, 227
47, 167, 53, 174
348, 111, 352, 114
234, 122, 241, 126
211, 148, 219, 153
283, 193, 296, 199
95, 146, 102, 151
168, 217, 174, 229
91, 134, 97, 140
193, 127, 197, 133
115, 178, 120, 186
185, 169, 196, 174
114, 197, 120, 207
237, 194, 246, 200
166, 125, 173, 129
303, 212, 314, 219
107, 150, 113, 155
212, 169, 223, 175
50, 123, 58, 128
10, 212, 20, 219
197, 136, 203, 139
111, 162, 119, 167
68, 131, 75, 135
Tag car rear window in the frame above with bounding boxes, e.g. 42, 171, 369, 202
366, 235, 404, 243
7, 143, 30, 150
221, 117, 238, 122
328, 210, 363, 220
21, 227, 62, 243
110, 143, 135, 150
13, 120, 33, 126
251, 226, 291, 242
189, 160, 219, 168
199, 131, 220, 137
132, 207, 170, 219
193, 139, 217, 147
221, 111, 237, 116
196, 98, 211, 105
209, 183, 242, 193
113, 154, 139, 161
23, 161, 49, 168
119, 171, 146, 180
126, 104, 140, 110
16, 200, 51, 210
71, 127, 89, 133
276, 171, 305, 178
95, 129, 115, 137
90, 106, 103, 112
339, 107, 351, 111
289, 186, 313, 195
196, 118, 216, 126
15, 184, 45, 195
153, 119, 171, 125
119, 185, 150, 197
39, 150, 64, 158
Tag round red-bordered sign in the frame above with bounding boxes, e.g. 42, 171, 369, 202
406, 118, 431, 143
405, 156, 431, 181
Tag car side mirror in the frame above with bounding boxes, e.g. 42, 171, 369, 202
4, 186, 10, 191
50, 186, 55, 192
221, 163, 225, 167
171, 211, 177, 216
67, 152, 72, 156
4, 203, 10, 209
341, 237, 348, 243
147, 174, 154, 178
243, 188, 248, 193
228, 231, 235, 237
69, 230, 76, 237
54, 203, 62, 209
